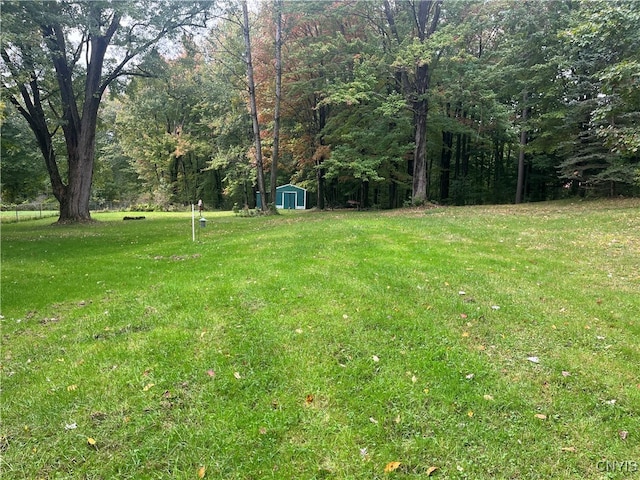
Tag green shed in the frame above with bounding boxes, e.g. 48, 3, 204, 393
256, 184, 308, 210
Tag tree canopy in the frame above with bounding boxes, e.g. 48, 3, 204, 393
2, 0, 638, 214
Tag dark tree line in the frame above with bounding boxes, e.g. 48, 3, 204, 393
2, 1, 638, 216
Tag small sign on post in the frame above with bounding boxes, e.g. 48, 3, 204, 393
199, 217, 207, 228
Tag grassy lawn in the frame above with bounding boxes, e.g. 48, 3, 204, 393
1, 200, 639, 479
0, 210, 59, 224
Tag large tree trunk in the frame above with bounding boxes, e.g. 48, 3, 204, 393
60, 143, 94, 222
397, 0, 442, 205
54, 79, 101, 222
412, 97, 429, 204
242, 0, 267, 212
42, 10, 117, 222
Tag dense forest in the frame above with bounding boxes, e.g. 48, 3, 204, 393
2, 0, 639, 214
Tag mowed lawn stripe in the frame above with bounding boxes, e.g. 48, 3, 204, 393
1, 200, 638, 478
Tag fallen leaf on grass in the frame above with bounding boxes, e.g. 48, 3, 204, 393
233, 372, 242, 380
369, 417, 379, 424
305, 394, 314, 405
483, 394, 494, 401
526, 356, 540, 364
372, 355, 380, 363
619, 430, 628, 440
384, 461, 401, 473
561, 371, 571, 377
561, 446, 577, 453
206, 369, 216, 378
67, 384, 78, 392
64, 423, 77, 430
426, 466, 438, 476
467, 410, 474, 418
197, 465, 207, 478
87, 437, 97, 448
143, 383, 155, 391
534, 414, 547, 420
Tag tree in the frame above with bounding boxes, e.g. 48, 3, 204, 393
556, 0, 640, 195
113, 46, 220, 209
242, 0, 268, 212
384, 0, 443, 204
1, 1, 211, 223
270, 0, 283, 211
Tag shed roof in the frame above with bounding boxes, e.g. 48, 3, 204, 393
276, 183, 306, 191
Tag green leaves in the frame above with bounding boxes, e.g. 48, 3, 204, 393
321, 56, 378, 107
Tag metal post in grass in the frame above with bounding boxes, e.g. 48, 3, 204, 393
191, 204, 196, 242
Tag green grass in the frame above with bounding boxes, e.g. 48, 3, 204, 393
1, 200, 639, 479
0, 210, 59, 223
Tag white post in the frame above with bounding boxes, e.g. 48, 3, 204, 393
192, 204, 196, 242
